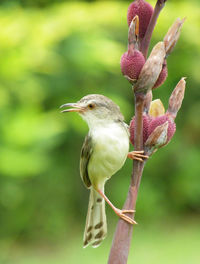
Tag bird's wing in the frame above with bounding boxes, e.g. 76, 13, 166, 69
80, 134, 93, 188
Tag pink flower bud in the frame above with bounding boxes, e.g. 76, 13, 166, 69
130, 114, 151, 146
127, 0, 153, 40
120, 50, 145, 81
134, 42, 166, 94
153, 60, 168, 89
145, 121, 169, 154
148, 114, 176, 145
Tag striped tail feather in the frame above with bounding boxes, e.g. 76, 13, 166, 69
83, 187, 107, 248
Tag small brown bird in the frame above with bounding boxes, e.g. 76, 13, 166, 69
60, 94, 147, 248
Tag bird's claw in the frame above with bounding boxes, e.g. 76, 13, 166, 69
114, 208, 137, 225
128, 150, 149, 162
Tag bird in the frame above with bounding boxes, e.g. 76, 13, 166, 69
60, 94, 147, 248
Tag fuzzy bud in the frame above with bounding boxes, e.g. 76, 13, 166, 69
122, 16, 145, 83
130, 114, 151, 146
167, 77, 186, 119
164, 18, 185, 56
120, 50, 145, 81
127, 0, 154, 40
148, 114, 176, 145
134, 42, 166, 94
153, 60, 168, 89
145, 121, 169, 155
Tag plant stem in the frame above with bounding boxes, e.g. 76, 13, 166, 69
140, 0, 167, 58
108, 1, 168, 262
108, 94, 145, 264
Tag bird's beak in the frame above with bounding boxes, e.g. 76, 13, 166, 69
60, 103, 84, 113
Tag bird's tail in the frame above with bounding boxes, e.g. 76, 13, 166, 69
83, 187, 107, 248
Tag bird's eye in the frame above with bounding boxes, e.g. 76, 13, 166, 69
88, 103, 95, 109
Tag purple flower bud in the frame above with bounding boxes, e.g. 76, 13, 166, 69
127, 0, 154, 40
153, 60, 168, 89
130, 114, 151, 146
148, 114, 176, 145
145, 121, 169, 154
134, 42, 166, 94
120, 50, 145, 81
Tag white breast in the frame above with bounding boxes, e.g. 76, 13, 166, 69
88, 122, 129, 188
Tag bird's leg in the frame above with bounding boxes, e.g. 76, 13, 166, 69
96, 189, 137, 225
127, 150, 149, 162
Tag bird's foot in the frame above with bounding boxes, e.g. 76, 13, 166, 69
114, 208, 137, 225
96, 189, 137, 225
128, 150, 149, 162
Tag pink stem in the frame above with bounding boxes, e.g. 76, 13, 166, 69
140, 0, 167, 58
108, 94, 145, 264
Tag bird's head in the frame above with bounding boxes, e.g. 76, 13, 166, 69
60, 94, 124, 127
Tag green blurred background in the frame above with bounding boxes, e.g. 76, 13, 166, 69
0, 0, 200, 263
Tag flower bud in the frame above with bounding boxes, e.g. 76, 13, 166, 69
145, 121, 169, 155
164, 18, 185, 56
167, 77, 186, 119
134, 42, 166, 94
153, 60, 168, 89
120, 50, 145, 81
149, 99, 165, 117
127, 0, 153, 40
148, 114, 176, 145
128, 15, 139, 51
130, 114, 151, 146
